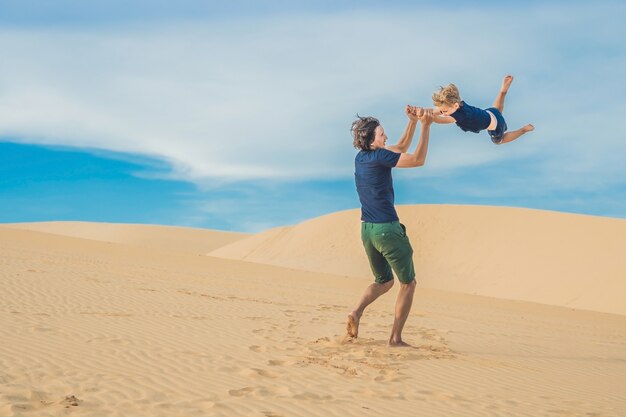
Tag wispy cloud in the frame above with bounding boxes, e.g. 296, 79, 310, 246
0, 3, 625, 194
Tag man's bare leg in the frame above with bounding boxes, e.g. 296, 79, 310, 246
389, 280, 417, 347
498, 124, 535, 145
493, 75, 514, 113
347, 280, 394, 338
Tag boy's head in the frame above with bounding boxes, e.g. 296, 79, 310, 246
432, 84, 461, 116
351, 115, 381, 151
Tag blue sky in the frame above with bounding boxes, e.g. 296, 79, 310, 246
1, 1, 625, 232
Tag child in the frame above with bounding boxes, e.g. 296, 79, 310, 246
428, 75, 534, 144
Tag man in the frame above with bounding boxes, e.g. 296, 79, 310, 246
347, 106, 434, 347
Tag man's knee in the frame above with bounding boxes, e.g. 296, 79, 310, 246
379, 279, 395, 292
400, 279, 416, 290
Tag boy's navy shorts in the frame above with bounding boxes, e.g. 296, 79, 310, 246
486, 107, 507, 144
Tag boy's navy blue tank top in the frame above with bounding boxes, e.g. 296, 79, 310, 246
450, 101, 491, 133
355, 148, 401, 223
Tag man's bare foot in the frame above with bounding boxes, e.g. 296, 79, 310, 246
501, 75, 514, 93
522, 123, 534, 132
346, 313, 360, 338
389, 339, 412, 348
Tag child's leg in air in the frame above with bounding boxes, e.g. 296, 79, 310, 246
493, 75, 513, 113
498, 124, 535, 144
492, 75, 534, 144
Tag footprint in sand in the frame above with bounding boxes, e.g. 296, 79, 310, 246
30, 325, 56, 333
228, 386, 278, 398
244, 316, 271, 321
61, 395, 81, 408
248, 345, 266, 353
243, 368, 278, 379
316, 304, 346, 312
294, 333, 457, 381
373, 369, 404, 383
262, 412, 284, 417
415, 344, 456, 359
228, 387, 254, 397
292, 392, 333, 401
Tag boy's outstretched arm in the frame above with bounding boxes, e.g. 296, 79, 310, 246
433, 114, 455, 124
414, 107, 455, 124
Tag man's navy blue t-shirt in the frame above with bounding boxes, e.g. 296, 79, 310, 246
355, 148, 401, 223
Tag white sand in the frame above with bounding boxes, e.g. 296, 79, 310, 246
1, 205, 625, 416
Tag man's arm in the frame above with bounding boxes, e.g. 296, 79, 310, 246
395, 110, 433, 168
386, 105, 419, 153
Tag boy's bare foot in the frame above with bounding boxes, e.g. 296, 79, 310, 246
346, 313, 360, 338
522, 124, 535, 132
501, 75, 514, 93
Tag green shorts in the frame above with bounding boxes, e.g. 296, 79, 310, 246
361, 221, 415, 284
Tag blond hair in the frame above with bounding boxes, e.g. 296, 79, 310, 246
432, 83, 461, 107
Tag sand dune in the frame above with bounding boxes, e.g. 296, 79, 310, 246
5, 221, 247, 254
209, 205, 626, 316
1, 223, 626, 416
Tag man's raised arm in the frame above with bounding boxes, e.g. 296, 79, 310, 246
386, 105, 419, 154
395, 109, 434, 168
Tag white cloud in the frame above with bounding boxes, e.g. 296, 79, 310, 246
0, 4, 625, 192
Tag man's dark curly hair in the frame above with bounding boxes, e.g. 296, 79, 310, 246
351, 115, 380, 151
